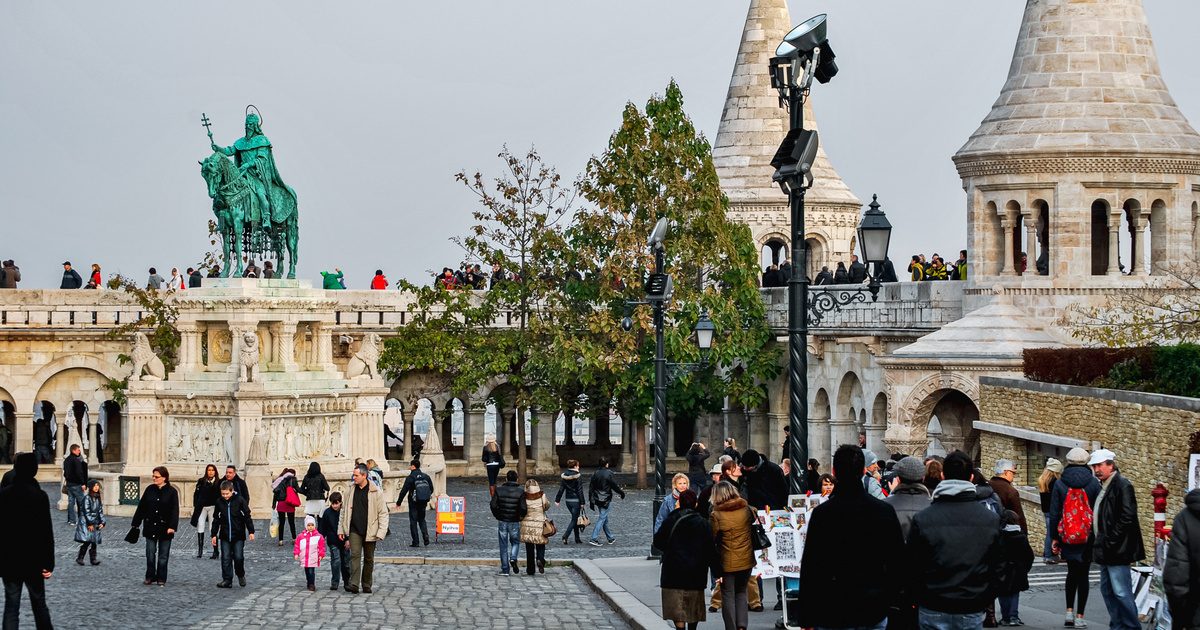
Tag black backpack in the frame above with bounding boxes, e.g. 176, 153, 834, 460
412, 472, 433, 502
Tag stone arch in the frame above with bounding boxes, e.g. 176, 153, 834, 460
1032, 198, 1050, 276
1005, 200, 1024, 274
24, 354, 124, 411
890, 372, 981, 458
985, 200, 1001, 276
811, 388, 831, 463
834, 372, 864, 449
805, 234, 829, 282
1091, 199, 1112, 275
1149, 199, 1167, 274
759, 231, 790, 269
867, 392, 887, 455
1121, 198, 1144, 275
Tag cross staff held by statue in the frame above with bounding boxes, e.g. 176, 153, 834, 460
201, 113, 213, 143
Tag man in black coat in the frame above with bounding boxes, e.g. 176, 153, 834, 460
798, 445, 904, 628
1088, 449, 1145, 630
223, 465, 250, 508
848, 255, 868, 284
0, 452, 54, 629
394, 459, 433, 547
1164, 488, 1200, 628
588, 456, 625, 545
62, 443, 88, 524
907, 450, 1001, 628
490, 470, 526, 575
59, 261, 82, 289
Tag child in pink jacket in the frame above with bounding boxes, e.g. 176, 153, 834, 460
294, 515, 327, 591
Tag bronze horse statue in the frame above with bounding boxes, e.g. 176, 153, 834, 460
200, 152, 299, 279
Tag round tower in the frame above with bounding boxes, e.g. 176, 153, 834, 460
954, 0, 1200, 304
713, 0, 862, 280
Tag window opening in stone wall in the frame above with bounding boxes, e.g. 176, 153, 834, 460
1120, 199, 1141, 275
760, 239, 788, 270
986, 201, 1001, 276
1091, 199, 1111, 275
1149, 199, 1167, 275
805, 237, 824, 284
1, 400, 14, 464
1020, 439, 1070, 489
1005, 200, 1024, 275
383, 398, 403, 460
1035, 200, 1050, 276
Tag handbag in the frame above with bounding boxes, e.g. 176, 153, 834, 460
750, 510, 771, 551
124, 527, 140, 544
542, 517, 558, 538
576, 511, 590, 529
285, 485, 302, 508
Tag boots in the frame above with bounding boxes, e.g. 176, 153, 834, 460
197, 533, 205, 558
76, 543, 87, 566
89, 544, 100, 566
489, 485, 496, 497
210, 542, 219, 559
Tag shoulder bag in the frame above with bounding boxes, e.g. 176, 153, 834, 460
749, 508, 771, 551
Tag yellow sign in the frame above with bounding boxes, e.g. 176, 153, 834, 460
435, 496, 466, 541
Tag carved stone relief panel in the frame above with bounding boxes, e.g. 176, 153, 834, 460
167, 416, 234, 464
261, 414, 347, 460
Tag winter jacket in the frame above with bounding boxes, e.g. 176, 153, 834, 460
193, 476, 221, 509
63, 452, 88, 485
212, 494, 255, 543
989, 476, 1028, 532
481, 447, 504, 469
654, 490, 681, 533
299, 468, 329, 501
554, 470, 585, 504
272, 473, 300, 513
396, 469, 432, 506
321, 271, 344, 290
848, 260, 868, 283
0, 263, 19, 288
74, 494, 105, 544
0, 456, 54, 578
1164, 489, 1200, 629
294, 529, 326, 568
338, 481, 389, 542
61, 268, 83, 289
833, 265, 849, 283
864, 473, 887, 500
1039, 490, 1053, 514
710, 497, 755, 573
907, 479, 1002, 614
799, 479, 905, 628
370, 274, 388, 290
722, 447, 741, 463
1048, 464, 1101, 563
146, 273, 163, 290
1092, 471, 1146, 566
886, 482, 931, 540
317, 506, 343, 548
907, 261, 925, 281
589, 467, 625, 509
743, 458, 788, 511
996, 524, 1034, 596
491, 480, 527, 523
974, 481, 1003, 516
188, 271, 202, 288
519, 483, 551, 545
654, 508, 717, 591
132, 484, 180, 540
685, 446, 710, 474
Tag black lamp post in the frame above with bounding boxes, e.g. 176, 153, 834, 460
769, 15, 890, 496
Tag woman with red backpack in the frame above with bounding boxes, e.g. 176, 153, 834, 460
1048, 448, 1101, 629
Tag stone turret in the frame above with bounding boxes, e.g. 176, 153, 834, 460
713, 0, 862, 279
953, 0, 1200, 301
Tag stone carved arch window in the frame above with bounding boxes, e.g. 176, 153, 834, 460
1150, 199, 1167, 275
1032, 199, 1050, 276
1005, 200, 1024, 275
805, 237, 827, 283
986, 201, 1001, 276
1091, 199, 1112, 275
760, 238, 789, 269
812, 388, 831, 462
1121, 199, 1145, 275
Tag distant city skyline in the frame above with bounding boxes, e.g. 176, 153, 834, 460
2, 2, 1198, 288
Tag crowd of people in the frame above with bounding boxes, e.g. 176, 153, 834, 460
764, 249, 971, 289
906, 250, 968, 282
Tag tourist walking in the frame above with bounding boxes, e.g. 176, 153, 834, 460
211, 480, 255, 588
697, 463, 724, 517
145, 267, 164, 290
62, 443, 87, 524
131, 466, 180, 586
365, 459, 384, 489
554, 459, 586, 544
72, 479, 105, 567
1163, 488, 1200, 628
653, 490, 715, 630
907, 450, 1002, 628
338, 464, 389, 593
192, 464, 221, 558
370, 269, 388, 289
1, 260, 20, 288
1088, 449, 1145, 630
798, 444, 905, 630
685, 442, 711, 491
519, 478, 551, 575
862, 450, 887, 500
395, 459, 434, 547
996, 509, 1034, 626
60, 261, 82, 289
710, 480, 754, 630
482, 436, 504, 495
491, 470, 526, 575
1038, 458, 1064, 564
167, 267, 185, 290
223, 465, 250, 505
1049, 447, 1101, 628
318, 492, 350, 590
87, 264, 102, 289
299, 461, 330, 518
886, 455, 931, 539
656, 473, 692, 533
740, 449, 787, 610
294, 516, 326, 592
588, 456, 625, 546
272, 467, 301, 545
990, 458, 1028, 531
0, 453, 54, 629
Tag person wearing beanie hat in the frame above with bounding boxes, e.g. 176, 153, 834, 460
887, 456, 932, 539
295, 513, 327, 592
1037, 459, 1064, 565
1049, 450, 1102, 628
861, 449, 886, 500
0, 452, 55, 629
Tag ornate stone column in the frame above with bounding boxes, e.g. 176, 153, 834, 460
56, 412, 69, 462
13, 412, 32, 453
1132, 214, 1150, 276
1108, 212, 1122, 276
278, 321, 298, 372
462, 404, 483, 474
401, 407, 413, 463
314, 323, 335, 372
177, 324, 204, 375
1022, 212, 1038, 274
1000, 215, 1017, 276
86, 404, 100, 464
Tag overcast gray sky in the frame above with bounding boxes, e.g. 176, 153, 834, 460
2, 2, 1198, 289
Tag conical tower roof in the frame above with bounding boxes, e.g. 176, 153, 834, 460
956, 0, 1200, 163
713, 0, 860, 207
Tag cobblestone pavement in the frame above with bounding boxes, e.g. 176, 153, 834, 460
13, 478, 653, 628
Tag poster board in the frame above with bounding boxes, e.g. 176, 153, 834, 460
1189, 454, 1200, 491
434, 495, 466, 541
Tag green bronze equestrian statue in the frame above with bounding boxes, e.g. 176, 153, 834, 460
200, 106, 299, 279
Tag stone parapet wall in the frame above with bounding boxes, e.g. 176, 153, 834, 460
978, 377, 1200, 546
760, 281, 966, 332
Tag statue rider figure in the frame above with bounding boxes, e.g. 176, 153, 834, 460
210, 109, 296, 233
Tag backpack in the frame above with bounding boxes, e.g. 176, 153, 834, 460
412, 472, 433, 502
1058, 487, 1093, 545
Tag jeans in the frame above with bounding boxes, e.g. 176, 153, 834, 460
348, 532, 376, 590
219, 539, 245, 583
998, 593, 1020, 621
720, 570, 751, 630
590, 505, 613, 542
1042, 514, 1054, 559
328, 539, 349, 587
486, 465, 500, 486
917, 608, 985, 629
524, 543, 545, 574
498, 522, 520, 573
3, 576, 52, 630
408, 501, 428, 544
563, 500, 582, 542
66, 484, 85, 523
1098, 564, 1139, 630
304, 567, 315, 587
144, 536, 172, 583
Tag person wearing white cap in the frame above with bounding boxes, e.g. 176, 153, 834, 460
1088, 448, 1145, 630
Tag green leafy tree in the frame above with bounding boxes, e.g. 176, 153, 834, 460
378, 146, 573, 480
101, 274, 181, 404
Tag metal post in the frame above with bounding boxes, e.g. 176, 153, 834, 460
787, 87, 809, 497
650, 246, 668, 557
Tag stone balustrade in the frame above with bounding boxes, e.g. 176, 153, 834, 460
760, 281, 966, 333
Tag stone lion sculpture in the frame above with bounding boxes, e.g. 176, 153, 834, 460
130, 332, 166, 381
345, 332, 381, 379
239, 331, 260, 383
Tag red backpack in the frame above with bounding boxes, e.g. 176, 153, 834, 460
1058, 487, 1093, 545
